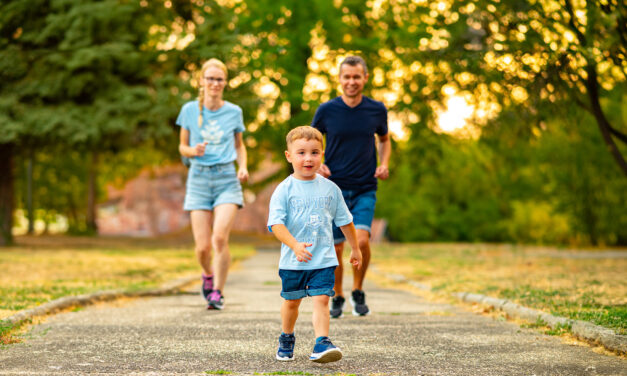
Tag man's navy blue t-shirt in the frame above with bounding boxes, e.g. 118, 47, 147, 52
311, 96, 388, 192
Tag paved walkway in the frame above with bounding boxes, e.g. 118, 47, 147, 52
1, 249, 625, 375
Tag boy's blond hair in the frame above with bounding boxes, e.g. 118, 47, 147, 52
286, 126, 323, 148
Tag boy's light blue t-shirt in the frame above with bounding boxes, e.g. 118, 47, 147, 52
176, 100, 245, 166
267, 174, 353, 270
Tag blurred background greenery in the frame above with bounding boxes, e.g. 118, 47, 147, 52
1, 0, 625, 246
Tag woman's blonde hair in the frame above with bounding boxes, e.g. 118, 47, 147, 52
197, 58, 228, 127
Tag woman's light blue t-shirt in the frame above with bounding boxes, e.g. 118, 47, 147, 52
176, 100, 245, 166
267, 174, 353, 270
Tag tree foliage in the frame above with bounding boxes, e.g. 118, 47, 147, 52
2, 0, 625, 246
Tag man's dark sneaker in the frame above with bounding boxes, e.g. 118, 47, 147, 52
276, 332, 295, 361
330, 295, 345, 318
309, 336, 342, 363
350, 289, 370, 316
201, 274, 214, 301
207, 289, 224, 310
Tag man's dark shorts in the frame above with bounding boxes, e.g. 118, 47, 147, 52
278, 266, 336, 300
332, 189, 376, 244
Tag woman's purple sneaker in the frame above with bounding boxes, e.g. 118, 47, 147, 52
207, 289, 224, 310
202, 274, 214, 301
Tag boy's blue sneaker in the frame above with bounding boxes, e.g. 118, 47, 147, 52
309, 336, 342, 363
276, 333, 295, 361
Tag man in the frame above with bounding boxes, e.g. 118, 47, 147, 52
311, 55, 391, 317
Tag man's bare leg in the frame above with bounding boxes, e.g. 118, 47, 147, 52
352, 229, 371, 290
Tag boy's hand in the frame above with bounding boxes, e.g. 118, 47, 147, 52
193, 141, 209, 156
350, 248, 362, 269
294, 242, 313, 262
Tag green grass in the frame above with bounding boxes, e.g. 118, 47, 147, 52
253, 372, 314, 376
0, 234, 257, 344
205, 370, 232, 375
499, 285, 627, 334
371, 243, 627, 335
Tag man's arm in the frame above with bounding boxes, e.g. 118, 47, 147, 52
271, 224, 312, 263
374, 133, 391, 179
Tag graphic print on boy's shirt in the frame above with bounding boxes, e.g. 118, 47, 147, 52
289, 196, 333, 245
301, 212, 330, 245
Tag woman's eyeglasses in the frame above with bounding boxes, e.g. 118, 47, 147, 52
204, 77, 225, 84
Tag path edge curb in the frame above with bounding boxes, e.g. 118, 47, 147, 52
3, 275, 198, 326
372, 266, 627, 355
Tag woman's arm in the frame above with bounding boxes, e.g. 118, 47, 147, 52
234, 132, 249, 183
179, 128, 206, 158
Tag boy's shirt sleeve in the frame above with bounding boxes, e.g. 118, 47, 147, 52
267, 184, 287, 232
332, 184, 353, 227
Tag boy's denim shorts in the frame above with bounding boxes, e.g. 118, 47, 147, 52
183, 162, 244, 211
278, 266, 336, 300
332, 189, 377, 244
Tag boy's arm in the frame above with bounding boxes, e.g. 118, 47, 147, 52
271, 224, 313, 263
339, 223, 362, 269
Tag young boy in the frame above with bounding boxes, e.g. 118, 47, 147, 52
267, 126, 362, 363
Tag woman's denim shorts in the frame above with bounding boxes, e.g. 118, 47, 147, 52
183, 162, 244, 211
278, 266, 336, 300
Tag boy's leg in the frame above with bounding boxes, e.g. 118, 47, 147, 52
312, 295, 330, 338
308, 267, 342, 363
278, 299, 300, 361
310, 294, 342, 363
281, 298, 302, 334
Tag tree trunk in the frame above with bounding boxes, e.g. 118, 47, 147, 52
86, 150, 98, 233
26, 150, 34, 234
586, 60, 627, 177
0, 143, 15, 246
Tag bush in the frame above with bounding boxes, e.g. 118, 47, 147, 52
505, 201, 571, 244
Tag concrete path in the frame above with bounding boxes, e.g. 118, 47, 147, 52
1, 249, 625, 375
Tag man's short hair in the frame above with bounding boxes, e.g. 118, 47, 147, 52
340, 55, 368, 76
286, 126, 323, 148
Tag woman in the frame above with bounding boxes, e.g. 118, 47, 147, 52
177, 58, 248, 310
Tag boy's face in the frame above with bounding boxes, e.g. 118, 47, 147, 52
285, 138, 324, 181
